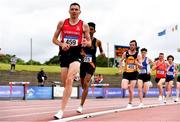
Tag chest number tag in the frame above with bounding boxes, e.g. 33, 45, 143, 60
64, 36, 78, 46
157, 70, 164, 74
84, 54, 92, 62
127, 63, 136, 69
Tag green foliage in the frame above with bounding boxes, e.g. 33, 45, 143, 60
44, 55, 59, 65
0, 54, 11, 63
17, 58, 25, 65
26, 59, 41, 65
0, 54, 25, 64
96, 55, 108, 67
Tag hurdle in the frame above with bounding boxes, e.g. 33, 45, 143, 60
91, 83, 109, 98
9, 81, 30, 100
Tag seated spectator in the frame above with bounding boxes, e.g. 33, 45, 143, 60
37, 68, 47, 87
94, 74, 103, 84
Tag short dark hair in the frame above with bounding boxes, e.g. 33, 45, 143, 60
167, 55, 174, 61
70, 2, 80, 9
88, 22, 96, 29
159, 53, 164, 55
141, 48, 147, 52
130, 40, 137, 47
154, 57, 159, 61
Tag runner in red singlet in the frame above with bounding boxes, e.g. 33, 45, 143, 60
152, 53, 167, 103
52, 3, 91, 119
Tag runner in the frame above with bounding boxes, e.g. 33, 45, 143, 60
76, 22, 105, 113
52, 3, 91, 119
164, 55, 177, 103
152, 53, 167, 103
174, 64, 180, 102
137, 48, 153, 107
119, 40, 141, 108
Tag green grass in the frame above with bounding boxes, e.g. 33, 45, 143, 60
0, 63, 119, 75
95, 67, 119, 75
0, 63, 60, 73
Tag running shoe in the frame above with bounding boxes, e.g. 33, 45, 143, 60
174, 98, 179, 102
158, 96, 163, 101
163, 99, 167, 104
76, 105, 83, 113
54, 110, 63, 119
126, 103, 133, 109
138, 103, 144, 108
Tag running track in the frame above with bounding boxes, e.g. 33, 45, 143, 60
0, 98, 179, 122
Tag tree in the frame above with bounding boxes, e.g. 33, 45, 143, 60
26, 59, 41, 65
96, 55, 108, 67
0, 54, 25, 64
44, 55, 59, 65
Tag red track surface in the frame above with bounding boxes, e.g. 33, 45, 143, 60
0, 98, 179, 122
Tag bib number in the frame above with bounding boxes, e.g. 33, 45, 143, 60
157, 70, 164, 74
64, 36, 78, 46
139, 69, 147, 74
127, 64, 136, 70
167, 71, 173, 76
84, 54, 92, 62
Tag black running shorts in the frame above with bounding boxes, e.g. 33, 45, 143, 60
138, 74, 151, 82
80, 63, 95, 78
123, 71, 138, 81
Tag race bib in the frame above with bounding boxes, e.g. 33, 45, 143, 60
64, 36, 78, 46
167, 71, 174, 76
127, 63, 136, 70
157, 70, 164, 74
84, 54, 92, 62
139, 69, 147, 74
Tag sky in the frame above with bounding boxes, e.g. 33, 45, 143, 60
0, 0, 180, 63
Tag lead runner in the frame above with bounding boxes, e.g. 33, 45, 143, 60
52, 3, 91, 119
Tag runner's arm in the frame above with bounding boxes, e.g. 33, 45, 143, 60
151, 61, 157, 71
52, 21, 70, 51
82, 23, 91, 47
135, 54, 143, 68
119, 52, 126, 74
97, 40, 105, 57
52, 21, 64, 46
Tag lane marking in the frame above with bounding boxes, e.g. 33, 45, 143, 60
0, 104, 122, 119
51, 102, 180, 122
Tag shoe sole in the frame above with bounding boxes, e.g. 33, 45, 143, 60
54, 115, 62, 120
76, 110, 82, 113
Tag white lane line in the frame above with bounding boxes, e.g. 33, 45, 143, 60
0, 110, 57, 120
0, 102, 121, 112
0, 106, 58, 112
0, 99, 129, 112
50, 102, 180, 122
0, 104, 121, 119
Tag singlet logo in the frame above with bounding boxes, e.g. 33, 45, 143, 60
76, 26, 80, 31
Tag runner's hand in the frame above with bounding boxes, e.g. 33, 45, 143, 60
119, 68, 123, 74
81, 38, 88, 47
61, 43, 70, 51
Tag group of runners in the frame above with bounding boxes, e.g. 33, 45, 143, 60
119, 40, 180, 108
52, 2, 180, 119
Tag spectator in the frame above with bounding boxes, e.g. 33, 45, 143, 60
94, 74, 103, 84
10, 55, 17, 71
37, 68, 47, 87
